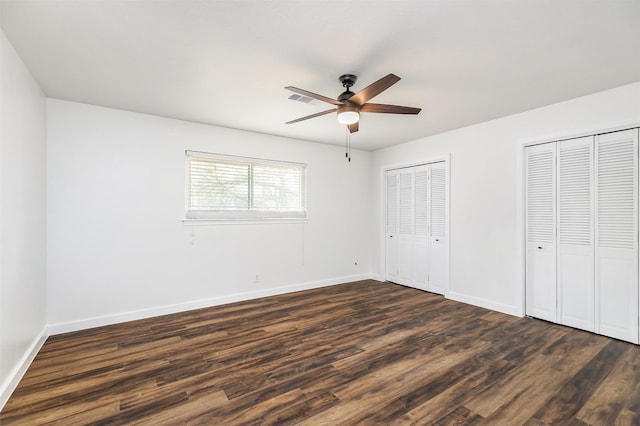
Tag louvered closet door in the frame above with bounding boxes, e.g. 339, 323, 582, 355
397, 170, 414, 285
429, 162, 448, 295
412, 166, 430, 290
386, 171, 400, 282
557, 136, 595, 332
525, 143, 557, 322
595, 128, 639, 343
386, 162, 449, 293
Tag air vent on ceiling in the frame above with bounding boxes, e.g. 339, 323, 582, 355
288, 94, 317, 104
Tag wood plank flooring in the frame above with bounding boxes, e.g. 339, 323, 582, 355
1, 280, 639, 425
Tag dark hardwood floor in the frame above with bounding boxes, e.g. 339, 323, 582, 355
1, 280, 639, 425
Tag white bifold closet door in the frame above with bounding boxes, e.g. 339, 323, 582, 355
412, 167, 430, 290
397, 169, 416, 285
595, 129, 638, 343
557, 136, 594, 332
386, 172, 400, 283
429, 163, 448, 294
385, 162, 448, 294
525, 143, 557, 322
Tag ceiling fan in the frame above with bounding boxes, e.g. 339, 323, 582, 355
285, 73, 421, 133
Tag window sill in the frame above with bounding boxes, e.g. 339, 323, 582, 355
182, 217, 308, 226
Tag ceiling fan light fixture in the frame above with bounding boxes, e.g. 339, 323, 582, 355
337, 105, 359, 125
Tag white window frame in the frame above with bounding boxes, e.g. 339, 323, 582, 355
185, 150, 307, 223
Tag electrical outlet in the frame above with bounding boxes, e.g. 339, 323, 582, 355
254, 273, 260, 283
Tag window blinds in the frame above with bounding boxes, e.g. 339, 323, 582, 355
186, 151, 306, 220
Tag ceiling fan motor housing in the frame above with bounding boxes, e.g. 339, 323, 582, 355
338, 90, 355, 102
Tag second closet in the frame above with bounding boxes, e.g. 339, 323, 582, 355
525, 127, 639, 344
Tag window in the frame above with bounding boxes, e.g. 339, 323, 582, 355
185, 151, 307, 221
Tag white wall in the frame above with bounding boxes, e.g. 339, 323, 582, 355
372, 82, 640, 316
48, 82, 640, 332
0, 30, 47, 408
47, 99, 373, 331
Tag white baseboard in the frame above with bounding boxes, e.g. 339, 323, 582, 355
48, 273, 374, 335
0, 326, 48, 411
447, 291, 523, 317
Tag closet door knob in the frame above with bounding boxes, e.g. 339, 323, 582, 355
537, 246, 543, 249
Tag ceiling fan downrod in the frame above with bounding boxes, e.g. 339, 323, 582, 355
338, 74, 357, 102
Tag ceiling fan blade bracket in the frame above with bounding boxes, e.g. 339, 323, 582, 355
348, 74, 401, 106
360, 103, 421, 115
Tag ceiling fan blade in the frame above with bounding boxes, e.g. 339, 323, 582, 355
348, 122, 359, 133
285, 86, 343, 106
286, 108, 336, 124
360, 103, 421, 115
348, 74, 401, 106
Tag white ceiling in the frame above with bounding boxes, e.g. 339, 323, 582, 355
2, 0, 639, 151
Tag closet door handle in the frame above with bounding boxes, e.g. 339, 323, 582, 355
537, 246, 543, 249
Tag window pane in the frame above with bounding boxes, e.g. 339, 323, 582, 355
189, 159, 249, 210
252, 163, 305, 212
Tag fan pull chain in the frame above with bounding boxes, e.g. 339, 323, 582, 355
345, 128, 348, 159
345, 128, 351, 162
